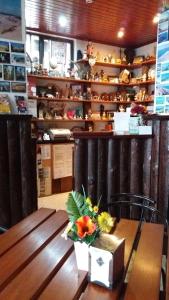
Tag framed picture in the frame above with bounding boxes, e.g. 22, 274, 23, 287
11, 53, 25, 64
0, 52, 10, 64
156, 96, 165, 105
0, 41, 9, 52
157, 42, 169, 63
0, 81, 10, 92
0, 65, 3, 80
0, 0, 23, 41
70, 84, 82, 99
161, 61, 169, 72
11, 42, 25, 53
11, 82, 26, 93
15, 66, 26, 81
3, 65, 15, 81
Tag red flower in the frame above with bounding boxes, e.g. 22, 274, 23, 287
75, 216, 96, 239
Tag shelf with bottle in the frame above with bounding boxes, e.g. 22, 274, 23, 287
27, 74, 155, 87
75, 58, 156, 69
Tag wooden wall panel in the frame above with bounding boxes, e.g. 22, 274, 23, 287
97, 139, 108, 210
87, 139, 97, 202
0, 116, 37, 228
107, 139, 119, 204
158, 120, 169, 219
0, 120, 11, 228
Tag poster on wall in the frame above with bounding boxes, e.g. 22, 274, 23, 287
155, 9, 169, 114
0, 0, 27, 114
0, 0, 24, 42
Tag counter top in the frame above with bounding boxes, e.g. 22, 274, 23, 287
73, 131, 152, 139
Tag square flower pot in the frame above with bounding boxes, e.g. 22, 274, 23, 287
88, 233, 125, 288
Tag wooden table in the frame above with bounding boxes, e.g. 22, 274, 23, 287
0, 208, 166, 300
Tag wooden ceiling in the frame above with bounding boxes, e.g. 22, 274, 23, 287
25, 0, 162, 48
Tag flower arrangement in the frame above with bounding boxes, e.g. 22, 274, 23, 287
63, 190, 115, 245
130, 103, 147, 115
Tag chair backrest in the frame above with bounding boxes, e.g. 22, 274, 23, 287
108, 200, 168, 228
110, 193, 156, 223
111, 193, 156, 206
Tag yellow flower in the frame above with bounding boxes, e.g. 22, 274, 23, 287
93, 206, 99, 213
98, 212, 114, 233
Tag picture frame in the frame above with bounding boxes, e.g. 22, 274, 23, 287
0, 65, 3, 80
3, 65, 15, 81
15, 66, 26, 81
11, 82, 26, 93
0, 0, 23, 41
0, 81, 10, 92
0, 52, 10, 64
11, 42, 25, 53
11, 53, 25, 64
0, 41, 9, 52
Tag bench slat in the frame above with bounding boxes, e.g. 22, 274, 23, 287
124, 223, 164, 300
0, 228, 73, 299
0, 208, 56, 257
38, 252, 88, 300
0, 210, 68, 291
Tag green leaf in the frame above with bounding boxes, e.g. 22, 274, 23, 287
66, 191, 90, 222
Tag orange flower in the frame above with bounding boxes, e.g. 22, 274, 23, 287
75, 216, 96, 239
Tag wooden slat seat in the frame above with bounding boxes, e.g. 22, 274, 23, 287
0, 210, 68, 292
0, 208, 56, 257
81, 219, 139, 300
124, 223, 164, 300
38, 252, 88, 300
0, 227, 73, 299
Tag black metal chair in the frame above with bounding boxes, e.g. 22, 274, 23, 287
110, 193, 156, 225
108, 199, 168, 292
0, 226, 8, 234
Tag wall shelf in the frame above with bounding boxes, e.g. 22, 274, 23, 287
28, 96, 153, 105
27, 74, 155, 87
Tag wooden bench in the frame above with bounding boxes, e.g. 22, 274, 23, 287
0, 209, 166, 300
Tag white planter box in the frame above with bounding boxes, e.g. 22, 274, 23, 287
88, 234, 125, 289
74, 241, 89, 272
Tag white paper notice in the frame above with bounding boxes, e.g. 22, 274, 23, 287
114, 112, 130, 133
41, 145, 51, 160
52, 144, 73, 179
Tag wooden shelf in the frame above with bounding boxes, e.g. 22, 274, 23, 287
75, 59, 156, 69
27, 74, 155, 87
31, 118, 112, 123
28, 96, 153, 105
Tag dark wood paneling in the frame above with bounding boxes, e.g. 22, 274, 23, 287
150, 119, 160, 204
0, 116, 37, 228
73, 116, 169, 220
7, 120, 22, 225
97, 139, 107, 210
107, 139, 119, 204
74, 139, 86, 193
25, 0, 160, 47
130, 139, 142, 194
0, 120, 11, 228
87, 139, 97, 201
158, 120, 169, 218
142, 138, 152, 196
